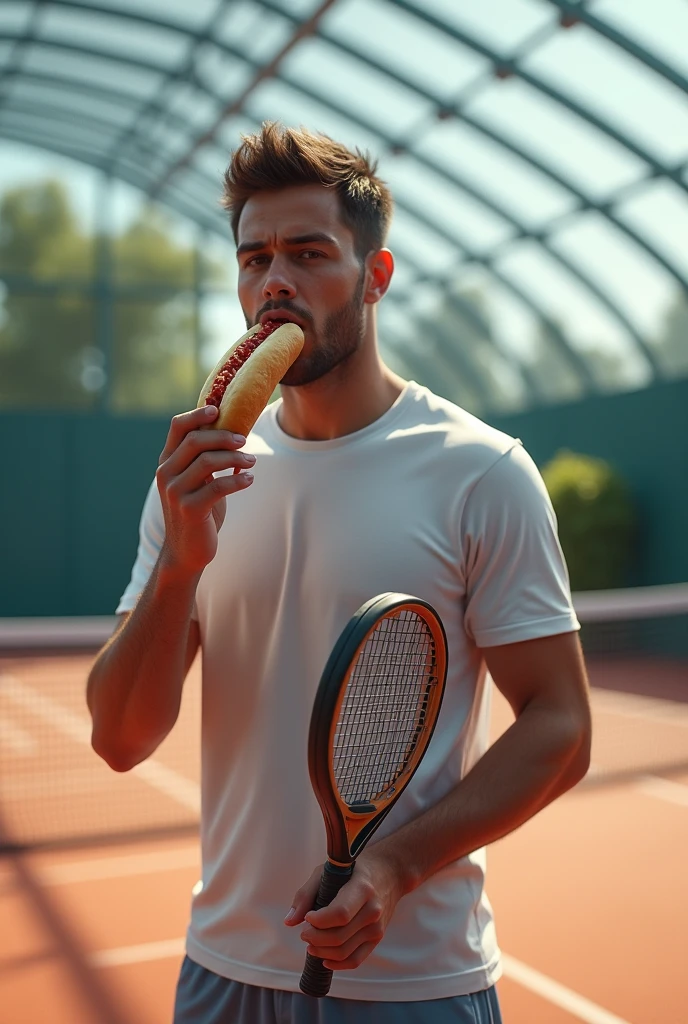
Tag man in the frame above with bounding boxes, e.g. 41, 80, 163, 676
87, 122, 591, 1024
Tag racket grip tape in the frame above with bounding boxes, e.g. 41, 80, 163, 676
298, 861, 354, 998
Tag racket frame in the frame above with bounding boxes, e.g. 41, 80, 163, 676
307, 592, 448, 868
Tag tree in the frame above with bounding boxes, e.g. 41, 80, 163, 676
423, 283, 529, 412
541, 450, 636, 590
524, 317, 640, 400
0, 180, 226, 412
525, 320, 584, 401
0, 181, 94, 409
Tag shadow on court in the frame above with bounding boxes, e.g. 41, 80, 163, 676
0, 812, 137, 1024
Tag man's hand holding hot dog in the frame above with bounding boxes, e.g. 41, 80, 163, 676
155, 405, 255, 579
157, 318, 303, 577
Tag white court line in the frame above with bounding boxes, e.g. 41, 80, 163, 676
2, 668, 670, 1020
88, 941, 635, 1023
90, 937, 185, 968
636, 775, 688, 807
0, 674, 91, 745
1, 768, 134, 798
502, 954, 633, 1024
586, 766, 688, 808
132, 759, 199, 814
591, 691, 688, 727
0, 674, 200, 814
0, 714, 37, 755
39, 846, 200, 885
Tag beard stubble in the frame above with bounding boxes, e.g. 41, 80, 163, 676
249, 269, 367, 389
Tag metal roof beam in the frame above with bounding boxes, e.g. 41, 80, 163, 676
301, 24, 688, 306
194, 101, 593, 392
0, 126, 501, 412
547, 0, 688, 96
0, 28, 189, 91
0, 35, 592, 390
100, 0, 232, 173
386, 337, 475, 410
0, 116, 570, 406
251, 0, 688, 207
385, 171, 662, 379
12, 0, 686, 298
0, 1, 46, 105
0, 97, 592, 394
2, 99, 129, 149
148, 0, 341, 199
0, 68, 168, 122
0, 126, 225, 237
0, 33, 210, 190
5, 11, 685, 312
0, 104, 597, 394
4, 0, 337, 194
385, 0, 686, 192
399, 308, 494, 407
390, 258, 595, 394
0, 73, 223, 176
1, 20, 671, 385
189, 32, 655, 378
386, 238, 547, 403
449, 114, 688, 298
0, 124, 586, 410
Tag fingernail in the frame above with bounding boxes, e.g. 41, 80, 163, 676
284, 907, 296, 923
244, 454, 256, 465
204, 405, 217, 416
233, 434, 246, 444
243, 473, 254, 483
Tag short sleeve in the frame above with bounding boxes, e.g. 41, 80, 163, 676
116, 478, 165, 615
117, 479, 201, 620
462, 443, 580, 648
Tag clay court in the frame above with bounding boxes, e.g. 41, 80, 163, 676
2, 2, 688, 1021
1, 648, 686, 1024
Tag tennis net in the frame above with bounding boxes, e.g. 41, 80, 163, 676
0, 583, 686, 851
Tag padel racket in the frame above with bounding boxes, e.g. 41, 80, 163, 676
299, 592, 448, 998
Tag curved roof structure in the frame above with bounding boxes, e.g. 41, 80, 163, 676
1, 0, 687, 412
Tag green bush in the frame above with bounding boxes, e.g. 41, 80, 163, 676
541, 450, 636, 591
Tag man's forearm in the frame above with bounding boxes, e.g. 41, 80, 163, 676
370, 701, 590, 895
87, 554, 201, 771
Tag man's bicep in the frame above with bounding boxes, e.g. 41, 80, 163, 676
481, 631, 590, 722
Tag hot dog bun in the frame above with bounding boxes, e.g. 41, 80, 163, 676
197, 321, 304, 437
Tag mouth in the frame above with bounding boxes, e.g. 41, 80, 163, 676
259, 310, 305, 330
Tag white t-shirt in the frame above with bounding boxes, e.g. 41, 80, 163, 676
117, 381, 579, 1001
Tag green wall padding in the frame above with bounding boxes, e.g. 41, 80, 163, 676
1, 378, 686, 616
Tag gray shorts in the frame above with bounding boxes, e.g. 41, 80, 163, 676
173, 956, 503, 1023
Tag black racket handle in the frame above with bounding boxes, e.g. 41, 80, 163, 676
298, 861, 354, 998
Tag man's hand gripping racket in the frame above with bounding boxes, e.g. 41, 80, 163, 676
299, 593, 448, 998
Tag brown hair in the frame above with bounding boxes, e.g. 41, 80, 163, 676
222, 122, 393, 260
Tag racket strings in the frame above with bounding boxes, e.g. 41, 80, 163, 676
332, 611, 437, 806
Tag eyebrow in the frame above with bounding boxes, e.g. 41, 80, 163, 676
236, 232, 339, 257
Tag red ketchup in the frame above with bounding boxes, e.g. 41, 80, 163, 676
205, 320, 283, 408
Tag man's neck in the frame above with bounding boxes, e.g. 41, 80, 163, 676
277, 355, 407, 441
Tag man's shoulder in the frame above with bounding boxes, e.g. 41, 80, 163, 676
398, 382, 520, 467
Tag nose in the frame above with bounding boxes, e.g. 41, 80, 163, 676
262, 257, 296, 302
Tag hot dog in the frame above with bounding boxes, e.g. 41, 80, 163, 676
197, 320, 304, 437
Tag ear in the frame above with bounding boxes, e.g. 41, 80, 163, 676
363, 248, 394, 304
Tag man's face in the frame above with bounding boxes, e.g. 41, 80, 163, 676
236, 184, 368, 386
